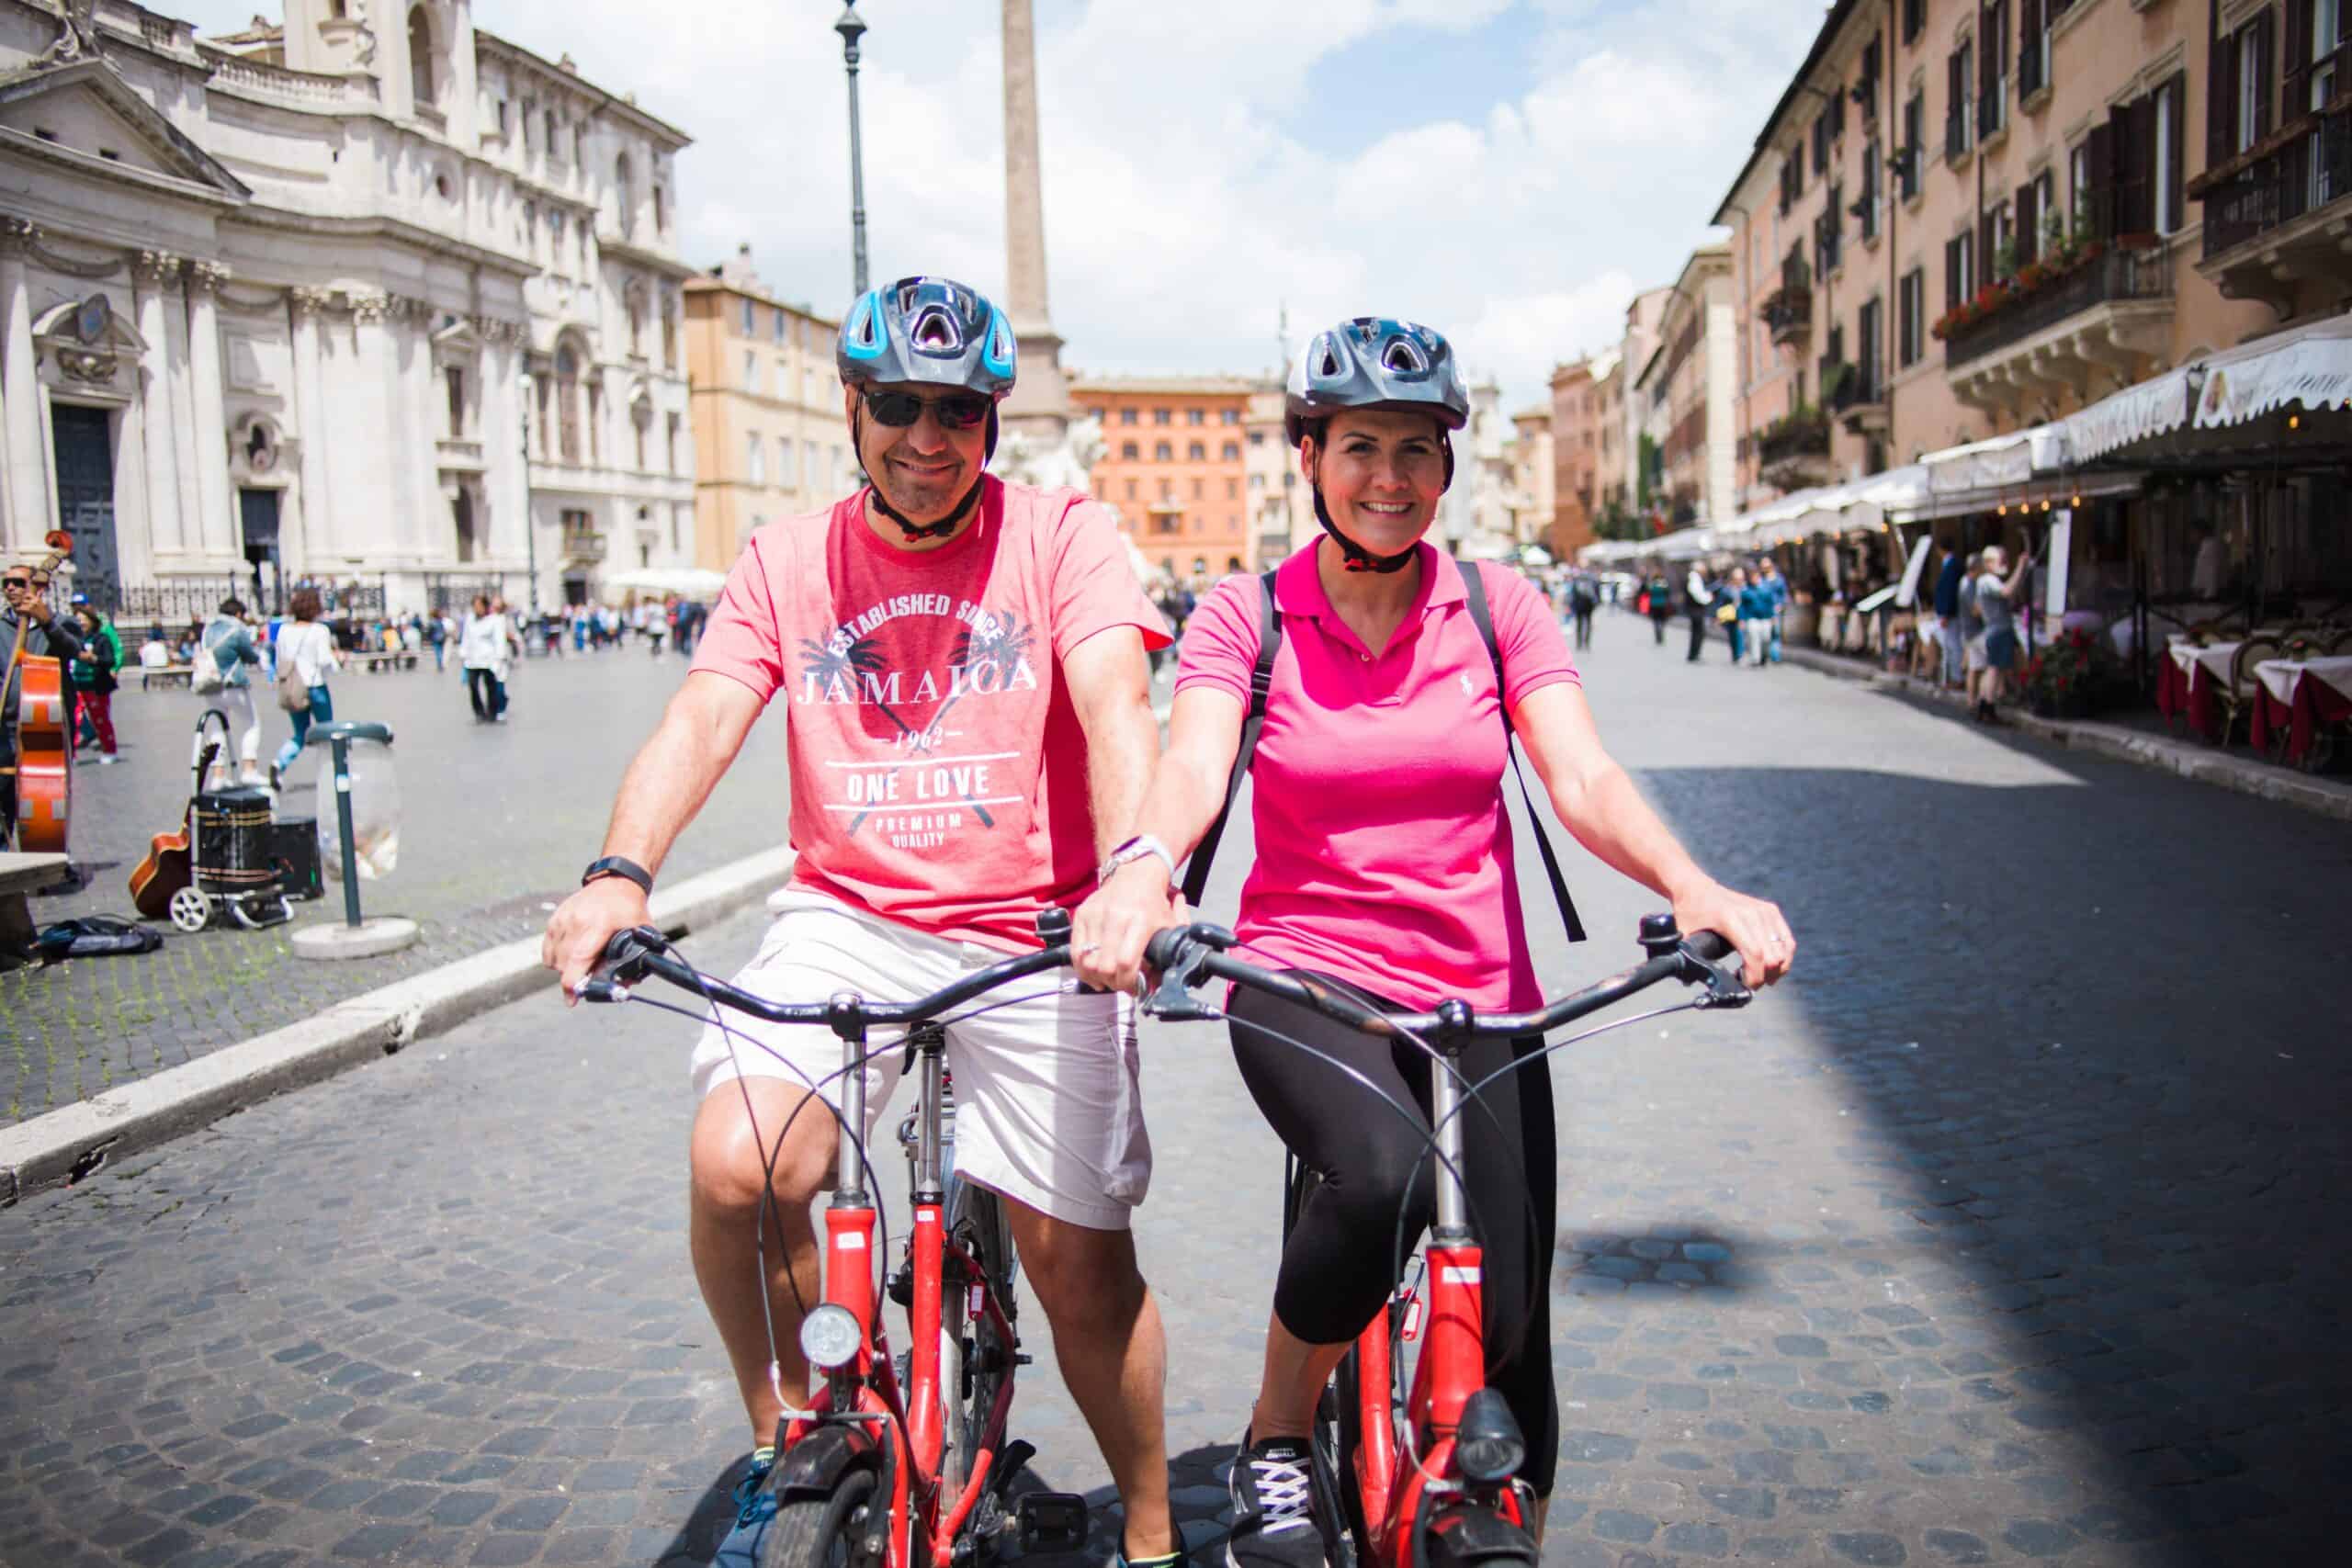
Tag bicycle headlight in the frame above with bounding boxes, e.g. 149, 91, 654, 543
798, 1304, 864, 1371
1452, 1388, 1528, 1484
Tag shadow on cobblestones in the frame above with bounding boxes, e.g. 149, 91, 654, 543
1636, 757, 2352, 1564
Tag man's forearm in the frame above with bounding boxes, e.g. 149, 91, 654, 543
1083, 693, 1159, 859
598, 704, 746, 877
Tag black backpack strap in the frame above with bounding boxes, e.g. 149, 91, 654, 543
1180, 570, 1282, 908
1456, 559, 1587, 944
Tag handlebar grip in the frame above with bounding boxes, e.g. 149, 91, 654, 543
579, 924, 663, 1001
1682, 930, 1735, 963
1143, 928, 1186, 971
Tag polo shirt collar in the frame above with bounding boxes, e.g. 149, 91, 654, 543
1272, 539, 1464, 625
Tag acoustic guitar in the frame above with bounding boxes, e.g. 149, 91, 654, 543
4, 531, 74, 855
129, 716, 226, 918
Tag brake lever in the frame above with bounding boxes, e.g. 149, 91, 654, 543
1141, 933, 1225, 1022
578, 923, 664, 1005
1678, 944, 1754, 1010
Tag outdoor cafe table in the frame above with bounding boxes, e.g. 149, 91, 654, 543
2156, 639, 2240, 742
2248, 656, 2352, 767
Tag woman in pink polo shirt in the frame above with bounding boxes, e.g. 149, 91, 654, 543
1073, 318, 1793, 1560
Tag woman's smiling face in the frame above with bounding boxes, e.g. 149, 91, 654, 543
1303, 407, 1449, 555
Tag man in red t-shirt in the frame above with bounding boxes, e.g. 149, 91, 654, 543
544, 277, 1176, 1566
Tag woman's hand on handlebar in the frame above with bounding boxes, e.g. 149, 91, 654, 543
1669, 877, 1794, 989
542, 878, 651, 1006
1071, 860, 1182, 994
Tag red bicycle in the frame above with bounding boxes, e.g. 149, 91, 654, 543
1140, 914, 1750, 1568
583, 911, 1091, 1568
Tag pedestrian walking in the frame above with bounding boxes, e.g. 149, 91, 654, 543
1684, 561, 1713, 661
1720, 566, 1750, 663
268, 588, 338, 787
459, 593, 517, 721
1971, 543, 2034, 721
1568, 570, 1597, 651
197, 598, 266, 786
1645, 570, 1674, 647
1757, 558, 1788, 662
1931, 543, 1967, 690
66, 606, 119, 764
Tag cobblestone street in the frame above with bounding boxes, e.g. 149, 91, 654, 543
3, 649, 786, 1125
3, 608, 2348, 1566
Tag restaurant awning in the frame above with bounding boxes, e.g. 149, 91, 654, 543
2057, 309, 2352, 463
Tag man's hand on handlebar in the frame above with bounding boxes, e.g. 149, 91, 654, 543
1071, 859, 1183, 995
543, 877, 652, 1006
1668, 876, 1794, 989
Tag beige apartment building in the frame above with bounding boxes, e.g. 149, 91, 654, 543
1548, 350, 1630, 556
1242, 383, 1302, 562
682, 245, 851, 572
1713, 0, 2330, 505
1507, 405, 1555, 547
1633, 242, 1740, 533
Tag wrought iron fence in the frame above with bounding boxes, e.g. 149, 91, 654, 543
93, 576, 250, 630
424, 573, 508, 614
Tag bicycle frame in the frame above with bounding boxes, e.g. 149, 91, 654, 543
777, 1023, 1023, 1568
1347, 1038, 1528, 1568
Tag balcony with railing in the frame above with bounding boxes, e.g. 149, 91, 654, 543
2194, 93, 2351, 317
1762, 254, 1814, 348
560, 524, 606, 562
1827, 358, 1888, 434
1942, 243, 2174, 414
1756, 408, 1832, 489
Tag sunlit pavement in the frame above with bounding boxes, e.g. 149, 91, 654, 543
2, 605, 2346, 1565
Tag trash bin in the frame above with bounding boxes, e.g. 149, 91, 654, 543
290, 720, 417, 960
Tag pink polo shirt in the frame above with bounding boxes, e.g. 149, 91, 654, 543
1174, 541, 1580, 1011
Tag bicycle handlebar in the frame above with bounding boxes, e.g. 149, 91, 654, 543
578, 908, 1078, 1035
1139, 916, 1750, 1035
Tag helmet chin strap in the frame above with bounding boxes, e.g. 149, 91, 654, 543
1307, 431, 1454, 575
856, 405, 994, 543
1311, 488, 1419, 574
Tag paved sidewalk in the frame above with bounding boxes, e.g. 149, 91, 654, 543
2, 614, 2346, 1565
3, 649, 787, 1127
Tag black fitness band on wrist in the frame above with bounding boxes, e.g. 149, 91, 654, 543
581, 855, 654, 896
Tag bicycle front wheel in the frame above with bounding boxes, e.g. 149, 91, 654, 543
723, 1467, 877, 1568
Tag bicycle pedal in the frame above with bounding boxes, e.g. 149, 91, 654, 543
1015, 1490, 1088, 1552
1013, 1351, 1033, 1367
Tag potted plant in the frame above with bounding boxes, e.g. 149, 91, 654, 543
2021, 627, 2120, 718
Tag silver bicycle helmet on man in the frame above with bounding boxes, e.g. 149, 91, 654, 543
837, 276, 1019, 537
1284, 317, 1470, 572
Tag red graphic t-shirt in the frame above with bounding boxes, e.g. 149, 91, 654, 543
691, 478, 1170, 953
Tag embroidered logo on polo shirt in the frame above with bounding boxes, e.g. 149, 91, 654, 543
1459, 672, 1475, 697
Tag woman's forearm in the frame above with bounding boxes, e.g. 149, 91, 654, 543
1550, 757, 1709, 905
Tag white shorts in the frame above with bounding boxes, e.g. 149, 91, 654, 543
690, 891, 1150, 1231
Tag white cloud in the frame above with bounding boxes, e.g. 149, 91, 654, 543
164, 0, 1825, 406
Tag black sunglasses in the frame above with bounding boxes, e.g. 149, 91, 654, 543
862, 388, 992, 431
2, 578, 31, 591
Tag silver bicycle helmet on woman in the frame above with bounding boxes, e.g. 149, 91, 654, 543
837, 276, 1019, 536
1284, 317, 1470, 573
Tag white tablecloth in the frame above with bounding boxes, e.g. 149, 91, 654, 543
2169, 640, 2244, 690
2254, 655, 2352, 705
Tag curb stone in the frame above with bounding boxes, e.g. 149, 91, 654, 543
0, 845, 796, 1207
1781, 646, 2352, 824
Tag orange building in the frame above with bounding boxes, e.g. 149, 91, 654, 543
1072, 374, 1261, 579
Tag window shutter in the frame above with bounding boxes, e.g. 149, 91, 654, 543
2015, 182, 2037, 265
2021, 0, 2040, 55
2210, 28, 2238, 168
2086, 118, 2117, 236
1979, 9, 1997, 105
2166, 73, 2187, 231
2285, 0, 2314, 116
1945, 236, 1961, 309
2254, 12, 2276, 141
1979, 209, 1996, 284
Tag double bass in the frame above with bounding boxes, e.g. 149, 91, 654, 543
4, 531, 74, 855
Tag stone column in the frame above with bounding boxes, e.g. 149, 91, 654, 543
288, 288, 335, 575
352, 290, 404, 570
133, 252, 188, 555
404, 300, 442, 560
0, 218, 48, 554
185, 262, 237, 561
997, 0, 1069, 442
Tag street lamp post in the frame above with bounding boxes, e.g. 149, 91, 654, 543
835, 1, 870, 295
517, 372, 541, 619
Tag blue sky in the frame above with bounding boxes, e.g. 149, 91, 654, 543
156, 0, 1826, 408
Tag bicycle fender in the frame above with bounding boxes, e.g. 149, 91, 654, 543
771, 1422, 880, 1504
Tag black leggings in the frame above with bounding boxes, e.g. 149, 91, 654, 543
1228, 976, 1560, 1495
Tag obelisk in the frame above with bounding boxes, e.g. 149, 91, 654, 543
998, 0, 1070, 445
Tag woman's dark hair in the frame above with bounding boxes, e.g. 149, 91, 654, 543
219, 596, 246, 617
289, 588, 322, 621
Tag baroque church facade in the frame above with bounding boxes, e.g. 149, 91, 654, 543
0, 0, 695, 618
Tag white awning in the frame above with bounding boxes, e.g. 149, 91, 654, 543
2058, 310, 2352, 462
